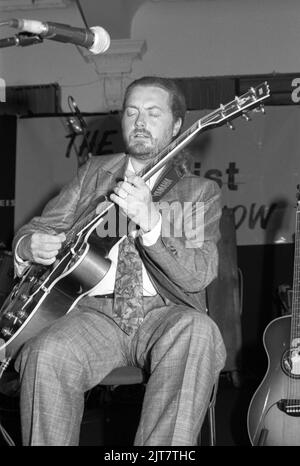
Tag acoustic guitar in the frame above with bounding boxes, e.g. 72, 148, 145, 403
247, 186, 300, 446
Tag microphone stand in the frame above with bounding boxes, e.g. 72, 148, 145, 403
0, 32, 43, 48
66, 96, 93, 167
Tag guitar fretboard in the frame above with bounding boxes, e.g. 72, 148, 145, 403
60, 82, 270, 253
291, 203, 300, 342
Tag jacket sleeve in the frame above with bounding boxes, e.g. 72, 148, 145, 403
12, 159, 92, 261
139, 177, 221, 293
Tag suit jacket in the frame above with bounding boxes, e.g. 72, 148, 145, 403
13, 153, 221, 314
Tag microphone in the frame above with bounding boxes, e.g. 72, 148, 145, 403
7, 18, 110, 54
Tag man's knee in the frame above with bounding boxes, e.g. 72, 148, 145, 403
173, 309, 225, 356
176, 309, 226, 369
173, 308, 216, 336
15, 328, 72, 375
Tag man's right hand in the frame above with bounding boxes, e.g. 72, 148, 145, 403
17, 232, 66, 265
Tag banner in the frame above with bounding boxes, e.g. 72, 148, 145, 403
12, 108, 300, 247
183, 106, 300, 245
15, 116, 78, 232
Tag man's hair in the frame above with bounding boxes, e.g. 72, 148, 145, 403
122, 76, 187, 124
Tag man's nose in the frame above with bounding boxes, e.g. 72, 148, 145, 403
134, 112, 146, 128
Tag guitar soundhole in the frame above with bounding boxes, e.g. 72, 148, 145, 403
282, 347, 300, 379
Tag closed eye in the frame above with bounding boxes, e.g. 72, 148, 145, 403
126, 107, 138, 117
148, 111, 161, 117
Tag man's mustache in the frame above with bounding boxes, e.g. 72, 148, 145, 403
131, 130, 152, 138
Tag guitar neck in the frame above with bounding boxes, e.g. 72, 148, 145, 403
140, 82, 270, 181
140, 121, 200, 182
64, 120, 202, 245
291, 204, 300, 341
65, 120, 202, 243
63, 82, 270, 244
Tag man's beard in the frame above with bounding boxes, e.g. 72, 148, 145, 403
125, 130, 170, 159
126, 141, 155, 159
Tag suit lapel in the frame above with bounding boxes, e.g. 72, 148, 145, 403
87, 154, 128, 214
95, 153, 128, 194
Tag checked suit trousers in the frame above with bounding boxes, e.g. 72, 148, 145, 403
15, 299, 226, 446
14, 239, 226, 446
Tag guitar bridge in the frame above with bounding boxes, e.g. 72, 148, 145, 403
277, 399, 300, 416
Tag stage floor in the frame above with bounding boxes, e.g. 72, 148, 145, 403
0, 371, 256, 446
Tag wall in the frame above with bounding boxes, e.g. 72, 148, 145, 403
79, 0, 144, 40
1, 0, 300, 112
131, 0, 300, 79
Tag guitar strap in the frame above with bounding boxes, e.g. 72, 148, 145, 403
150, 159, 187, 201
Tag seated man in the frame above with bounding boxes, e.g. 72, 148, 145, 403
12, 76, 226, 446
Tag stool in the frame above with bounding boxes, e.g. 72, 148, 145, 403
100, 366, 218, 446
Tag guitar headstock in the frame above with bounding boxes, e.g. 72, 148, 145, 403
147, 81, 270, 181
201, 81, 270, 130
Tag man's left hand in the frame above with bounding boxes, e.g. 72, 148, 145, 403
110, 171, 160, 233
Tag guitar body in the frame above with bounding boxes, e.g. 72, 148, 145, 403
2, 281, 75, 358
247, 315, 300, 446
0, 229, 113, 358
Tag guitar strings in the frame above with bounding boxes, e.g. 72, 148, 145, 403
289, 203, 300, 410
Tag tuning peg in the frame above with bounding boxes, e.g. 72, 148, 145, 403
242, 112, 251, 122
220, 103, 225, 116
227, 121, 235, 130
235, 96, 241, 108
253, 104, 266, 114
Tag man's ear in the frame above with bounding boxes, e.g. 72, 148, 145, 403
172, 118, 182, 138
